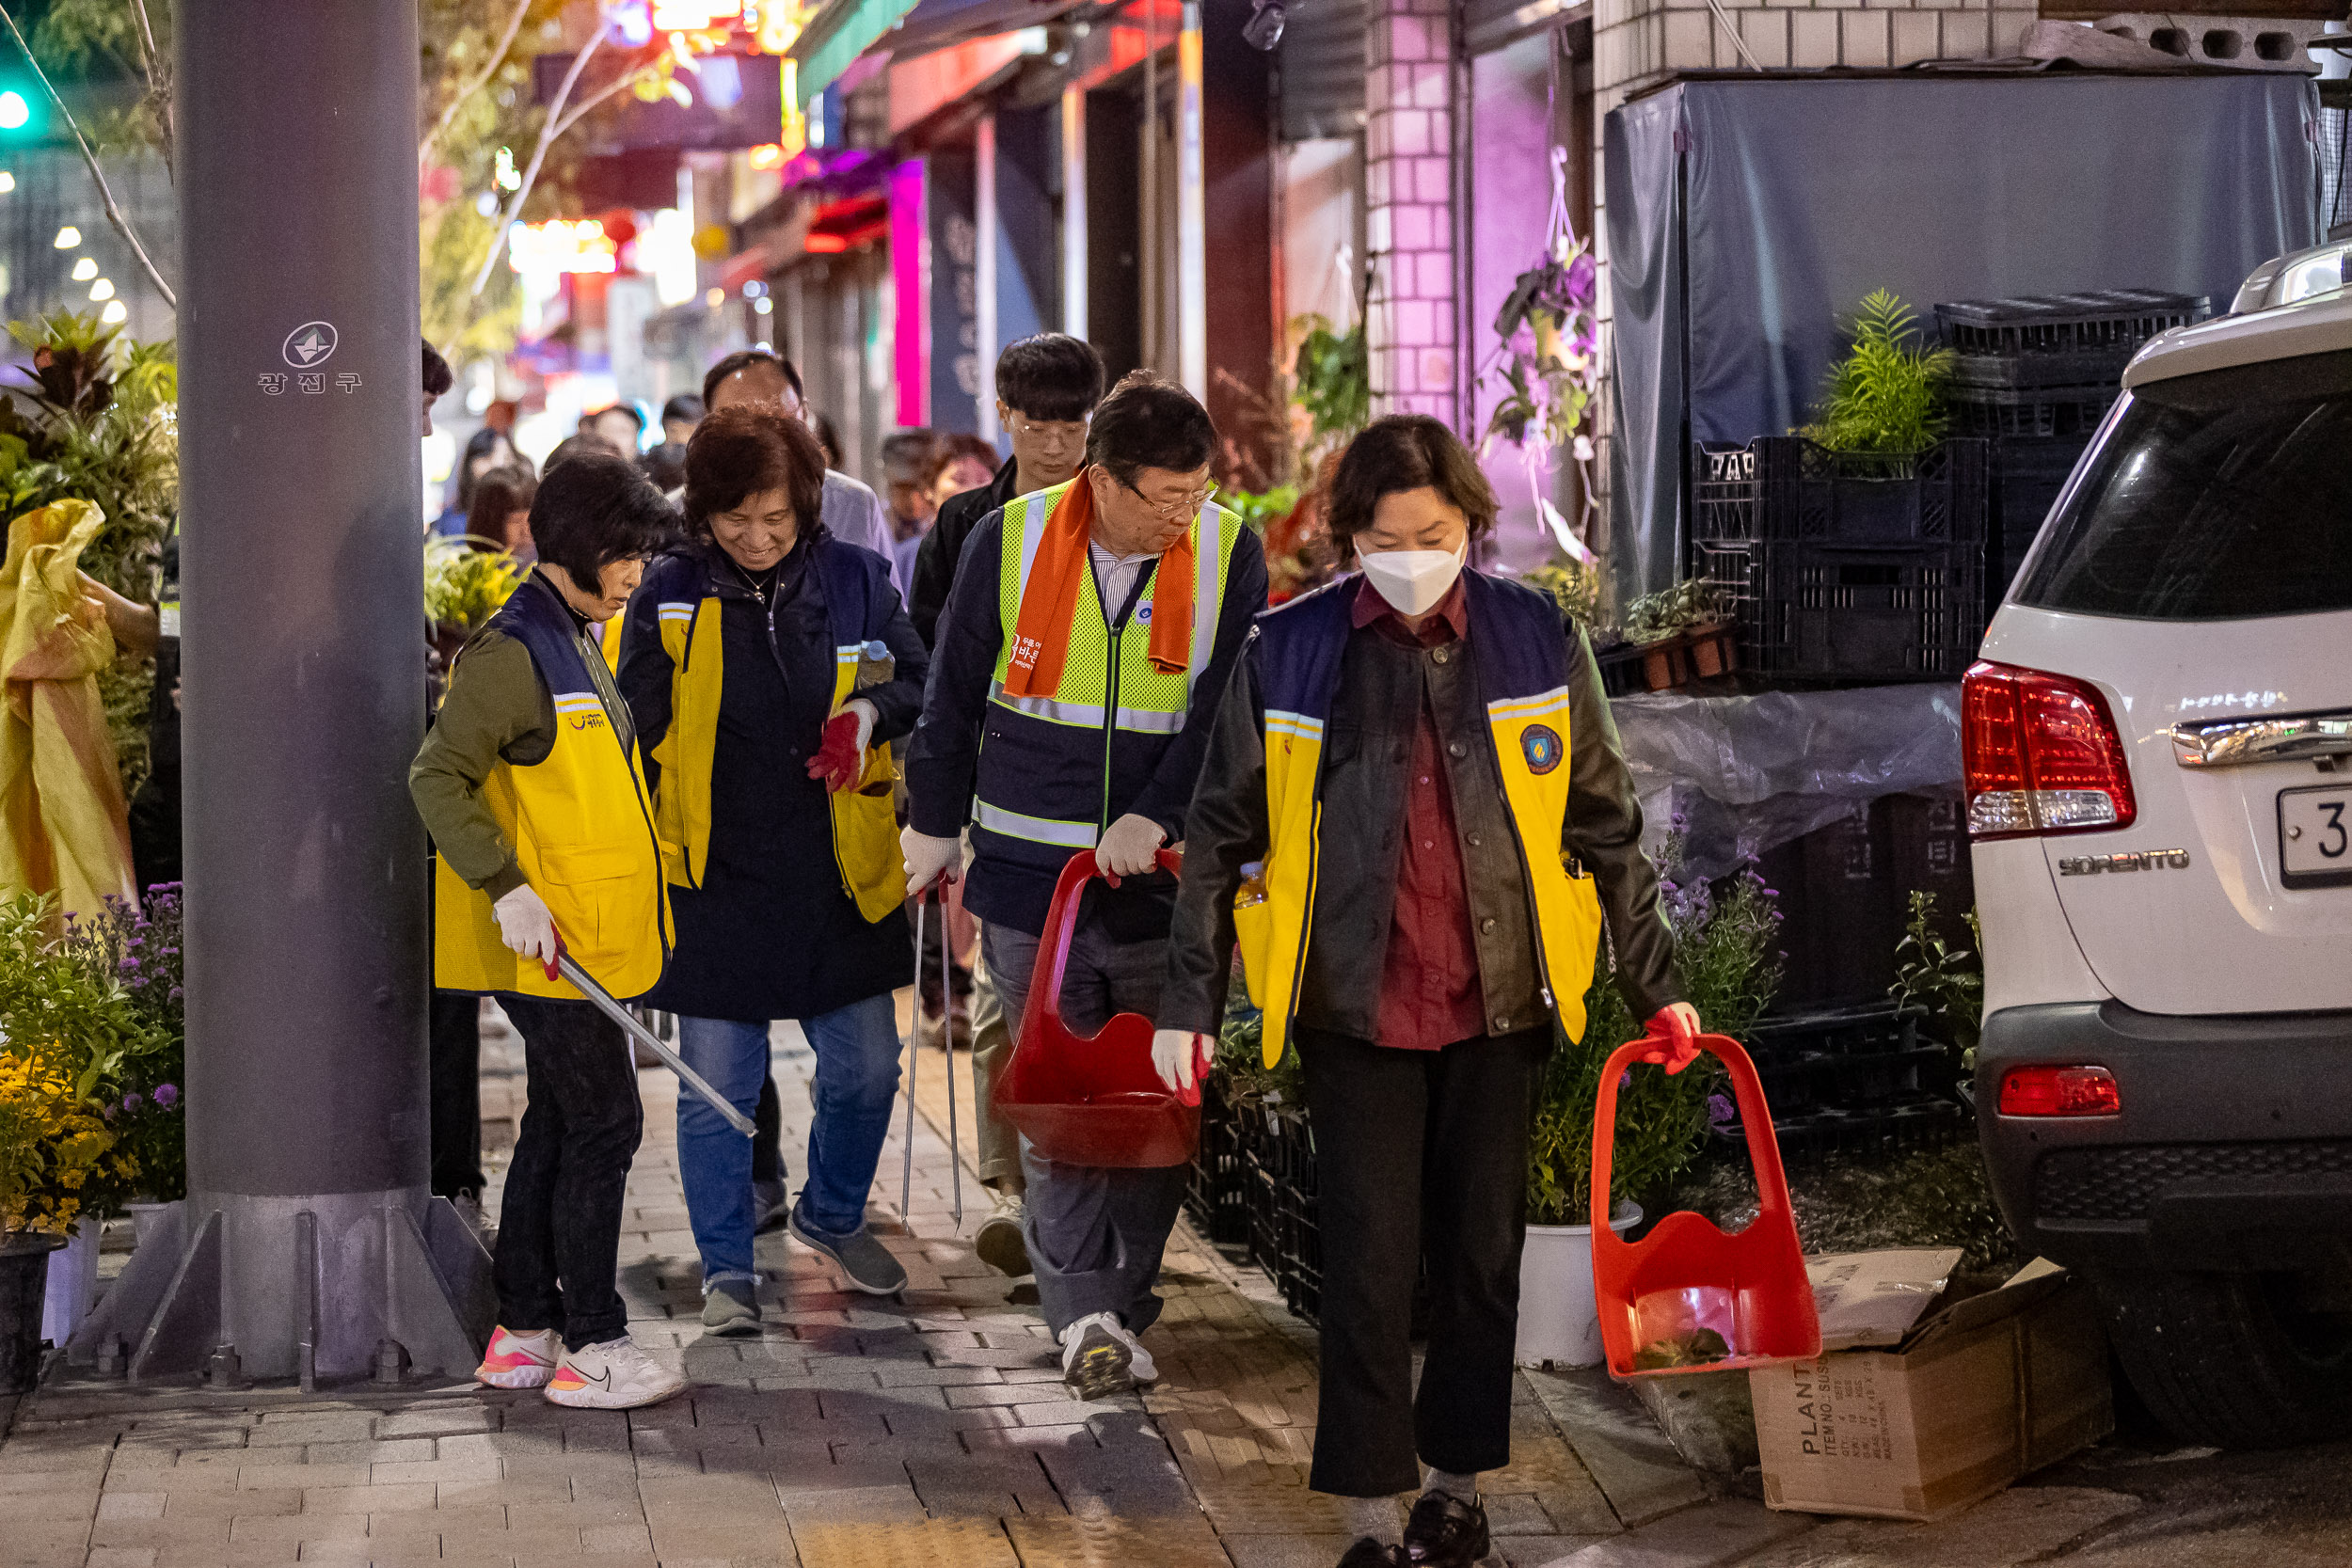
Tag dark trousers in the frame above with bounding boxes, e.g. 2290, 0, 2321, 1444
493, 995, 643, 1351
1297, 1024, 1549, 1497
755, 1072, 784, 1183
429, 990, 485, 1199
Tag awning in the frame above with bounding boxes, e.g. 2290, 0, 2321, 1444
790, 0, 923, 101
882, 0, 1079, 62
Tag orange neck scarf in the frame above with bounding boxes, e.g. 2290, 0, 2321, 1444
1003, 467, 1198, 699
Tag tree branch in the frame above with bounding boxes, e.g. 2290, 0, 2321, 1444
550, 57, 659, 143
0, 2, 174, 308
128, 0, 172, 174
469, 24, 606, 296
420, 0, 533, 171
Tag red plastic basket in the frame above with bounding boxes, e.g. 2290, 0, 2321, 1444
1590, 1018, 1820, 1378
991, 848, 1200, 1168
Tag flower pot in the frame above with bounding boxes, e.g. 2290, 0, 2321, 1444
40, 1223, 98, 1347
1516, 1202, 1642, 1369
0, 1233, 64, 1392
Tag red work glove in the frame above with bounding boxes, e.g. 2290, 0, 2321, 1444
806, 701, 875, 793
1643, 1003, 1705, 1074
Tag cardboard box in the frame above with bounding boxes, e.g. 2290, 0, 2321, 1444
1748, 1254, 2113, 1521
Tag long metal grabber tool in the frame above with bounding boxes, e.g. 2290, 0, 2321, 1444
545, 939, 755, 1137
902, 891, 926, 1219
942, 886, 963, 1230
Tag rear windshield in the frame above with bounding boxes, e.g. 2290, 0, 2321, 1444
2016, 347, 2352, 620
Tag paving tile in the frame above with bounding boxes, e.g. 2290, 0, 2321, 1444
1542, 1499, 1818, 1567
1734, 1486, 2140, 1567
1003, 1513, 1232, 1567
789, 1516, 1018, 1567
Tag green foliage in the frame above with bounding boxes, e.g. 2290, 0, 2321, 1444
1893, 890, 1983, 1071
30, 0, 174, 166
67, 884, 183, 1203
1522, 559, 1603, 634
1621, 578, 1730, 647
1216, 485, 1301, 538
1799, 290, 1954, 456
1526, 841, 1785, 1226
1290, 314, 1370, 456
424, 541, 525, 632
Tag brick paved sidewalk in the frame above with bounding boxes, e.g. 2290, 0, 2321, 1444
0, 1007, 1671, 1568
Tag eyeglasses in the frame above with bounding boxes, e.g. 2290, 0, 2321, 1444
1123, 476, 1217, 521
1006, 412, 1089, 447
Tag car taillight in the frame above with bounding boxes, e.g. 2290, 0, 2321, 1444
1997, 1065, 2122, 1117
1963, 660, 2137, 839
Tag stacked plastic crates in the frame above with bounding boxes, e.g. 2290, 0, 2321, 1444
1691, 437, 1988, 683
1934, 290, 2209, 610
1710, 1005, 1969, 1161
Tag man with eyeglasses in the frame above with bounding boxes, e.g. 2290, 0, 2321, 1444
905, 333, 1104, 1275
904, 371, 1266, 1399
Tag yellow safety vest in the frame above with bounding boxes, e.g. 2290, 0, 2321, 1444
434, 579, 672, 1001
1238, 572, 1604, 1065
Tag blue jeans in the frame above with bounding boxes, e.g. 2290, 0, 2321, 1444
675, 993, 901, 1285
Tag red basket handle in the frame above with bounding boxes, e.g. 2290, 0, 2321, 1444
1030, 847, 1184, 1037
1589, 1019, 1796, 1247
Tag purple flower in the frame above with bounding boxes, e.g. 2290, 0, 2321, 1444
152, 1084, 178, 1109
167, 987, 183, 1002
1761, 887, 1780, 898
117, 958, 136, 974
1565, 252, 1597, 303
1708, 1093, 1737, 1128
122, 1092, 142, 1112
1618, 1069, 1632, 1089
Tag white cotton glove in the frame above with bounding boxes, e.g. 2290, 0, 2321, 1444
492, 883, 559, 966
1152, 1028, 1215, 1105
1095, 813, 1168, 879
902, 826, 965, 897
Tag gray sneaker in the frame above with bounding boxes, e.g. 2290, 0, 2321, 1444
700, 1278, 760, 1337
975, 1194, 1031, 1278
787, 1205, 909, 1296
752, 1178, 790, 1234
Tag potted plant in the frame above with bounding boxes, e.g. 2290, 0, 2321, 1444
1518, 829, 1784, 1367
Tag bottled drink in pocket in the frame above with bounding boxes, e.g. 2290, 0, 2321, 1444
854, 639, 893, 692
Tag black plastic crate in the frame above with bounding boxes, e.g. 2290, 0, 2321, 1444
1949, 346, 2134, 392
1987, 435, 2091, 611
1720, 1006, 1969, 1160
1693, 437, 1988, 549
1948, 383, 2120, 440
1697, 538, 1982, 683
1744, 1095, 1971, 1162
1934, 289, 2209, 358
1184, 1076, 1254, 1247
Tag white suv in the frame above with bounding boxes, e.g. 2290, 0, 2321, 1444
1968, 249, 2352, 1449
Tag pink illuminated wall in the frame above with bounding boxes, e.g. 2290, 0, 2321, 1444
890, 159, 927, 428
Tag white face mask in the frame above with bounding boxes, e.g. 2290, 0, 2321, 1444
1359, 538, 1467, 616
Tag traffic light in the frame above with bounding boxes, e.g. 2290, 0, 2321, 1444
0, 82, 43, 140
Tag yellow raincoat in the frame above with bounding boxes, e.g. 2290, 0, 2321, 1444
0, 499, 135, 914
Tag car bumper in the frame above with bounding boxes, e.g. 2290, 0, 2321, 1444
1978, 1000, 2352, 1275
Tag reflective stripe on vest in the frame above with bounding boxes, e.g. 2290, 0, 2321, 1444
642, 546, 902, 923
1235, 573, 1604, 1068
969, 483, 1240, 855
434, 576, 672, 1003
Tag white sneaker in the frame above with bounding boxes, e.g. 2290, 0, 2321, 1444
1058, 1311, 1156, 1399
543, 1335, 686, 1409
474, 1325, 559, 1389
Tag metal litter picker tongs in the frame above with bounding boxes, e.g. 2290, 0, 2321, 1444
543, 937, 755, 1137
900, 885, 969, 1229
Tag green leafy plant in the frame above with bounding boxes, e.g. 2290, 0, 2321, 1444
1291, 313, 1370, 458
1621, 578, 1730, 647
68, 884, 184, 1202
1527, 832, 1785, 1225
1478, 232, 1602, 558
424, 540, 525, 632
1892, 889, 1983, 1071
1799, 290, 1953, 456
1216, 485, 1302, 539
1522, 559, 1603, 636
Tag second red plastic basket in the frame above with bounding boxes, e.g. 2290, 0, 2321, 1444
991, 847, 1200, 1167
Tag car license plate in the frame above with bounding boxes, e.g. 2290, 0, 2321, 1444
2280, 784, 2352, 889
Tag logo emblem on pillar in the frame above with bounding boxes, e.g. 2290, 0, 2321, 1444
283, 321, 339, 368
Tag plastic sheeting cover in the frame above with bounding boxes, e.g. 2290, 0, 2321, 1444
1613, 684, 1963, 881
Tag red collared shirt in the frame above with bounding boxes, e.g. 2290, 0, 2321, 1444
1350, 578, 1486, 1052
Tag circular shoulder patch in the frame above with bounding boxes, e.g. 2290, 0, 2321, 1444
1521, 723, 1564, 775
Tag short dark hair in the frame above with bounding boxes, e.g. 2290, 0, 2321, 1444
642, 443, 688, 493
1084, 371, 1216, 488
421, 339, 453, 398
702, 349, 804, 411
996, 333, 1104, 423
681, 404, 828, 545
1326, 415, 1499, 560
660, 393, 704, 426
594, 403, 645, 431
881, 430, 943, 486
466, 463, 538, 545
544, 434, 624, 475
813, 412, 844, 469
928, 434, 1000, 489
456, 425, 514, 508
528, 452, 675, 585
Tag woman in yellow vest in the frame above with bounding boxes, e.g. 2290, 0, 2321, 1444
1156, 418, 1699, 1568
408, 451, 684, 1411
615, 404, 929, 1332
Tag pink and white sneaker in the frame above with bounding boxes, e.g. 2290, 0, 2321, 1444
475, 1325, 561, 1388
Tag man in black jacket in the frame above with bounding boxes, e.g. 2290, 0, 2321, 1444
907, 333, 1104, 1279
903, 372, 1266, 1401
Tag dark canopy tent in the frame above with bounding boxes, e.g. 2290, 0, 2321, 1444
1602, 70, 2318, 603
